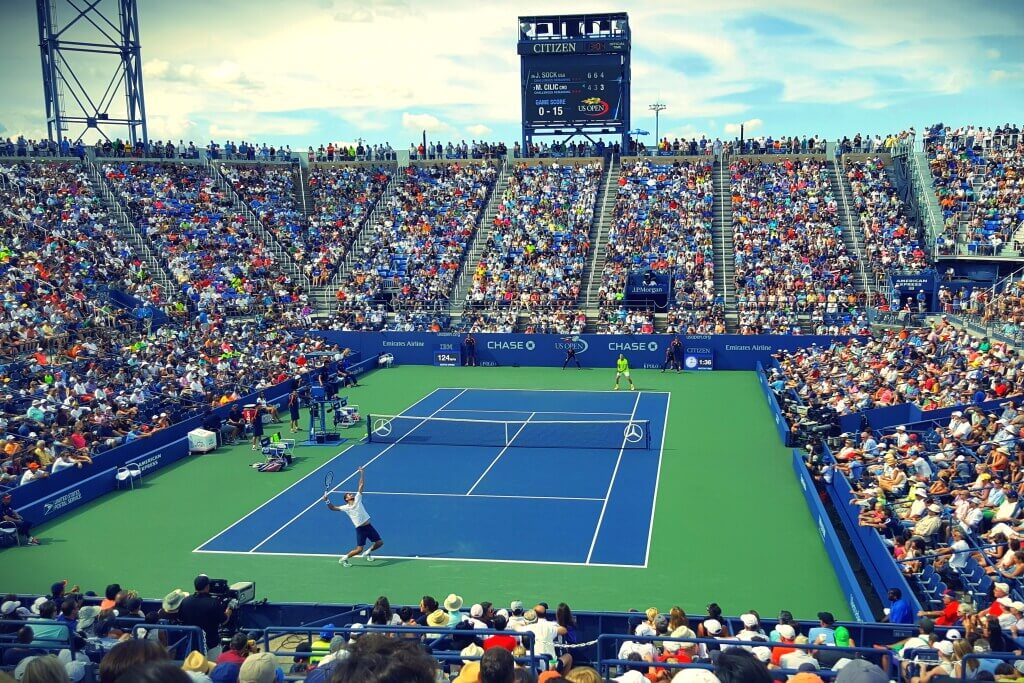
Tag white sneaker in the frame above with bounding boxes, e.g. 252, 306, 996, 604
365, 554, 375, 562
340, 558, 351, 567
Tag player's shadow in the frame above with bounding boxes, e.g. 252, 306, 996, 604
352, 557, 411, 568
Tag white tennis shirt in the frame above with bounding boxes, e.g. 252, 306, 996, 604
340, 493, 370, 527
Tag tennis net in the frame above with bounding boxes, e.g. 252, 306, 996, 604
365, 414, 651, 450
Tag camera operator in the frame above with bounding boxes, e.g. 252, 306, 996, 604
217, 632, 258, 666
178, 575, 237, 658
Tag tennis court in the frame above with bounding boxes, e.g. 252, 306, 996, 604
195, 388, 669, 567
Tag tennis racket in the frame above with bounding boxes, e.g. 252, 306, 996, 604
323, 471, 334, 498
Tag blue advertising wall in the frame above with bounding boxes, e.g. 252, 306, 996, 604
791, 451, 873, 622
309, 332, 853, 371
756, 362, 791, 446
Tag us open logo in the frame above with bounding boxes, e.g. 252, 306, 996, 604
554, 337, 588, 354
684, 356, 698, 369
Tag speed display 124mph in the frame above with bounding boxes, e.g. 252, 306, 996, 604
523, 54, 623, 126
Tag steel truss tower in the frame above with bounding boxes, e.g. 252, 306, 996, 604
36, 0, 149, 145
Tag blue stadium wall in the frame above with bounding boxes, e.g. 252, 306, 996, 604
308, 332, 853, 370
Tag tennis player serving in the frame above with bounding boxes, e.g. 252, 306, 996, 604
614, 353, 636, 391
324, 467, 383, 567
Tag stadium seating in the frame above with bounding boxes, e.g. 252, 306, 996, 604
0, 162, 153, 340
926, 123, 1024, 257
464, 161, 601, 328
730, 158, 861, 335
331, 163, 497, 321
766, 319, 1024, 628
596, 159, 717, 334
102, 162, 303, 315
224, 163, 393, 286
845, 157, 930, 277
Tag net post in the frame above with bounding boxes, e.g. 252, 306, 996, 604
646, 421, 651, 449
366, 414, 372, 442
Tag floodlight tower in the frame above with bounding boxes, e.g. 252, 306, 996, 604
36, 0, 149, 146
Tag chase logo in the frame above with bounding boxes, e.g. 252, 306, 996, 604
608, 342, 657, 352
486, 341, 536, 351
554, 337, 588, 354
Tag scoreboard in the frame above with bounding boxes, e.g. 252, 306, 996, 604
523, 54, 624, 127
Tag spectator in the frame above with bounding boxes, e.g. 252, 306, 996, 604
331, 634, 437, 682
480, 647, 515, 683
98, 639, 169, 683
1, 494, 40, 545
2, 627, 42, 666
178, 575, 236, 658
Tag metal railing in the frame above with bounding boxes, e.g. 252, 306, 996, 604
583, 154, 618, 310
834, 155, 875, 305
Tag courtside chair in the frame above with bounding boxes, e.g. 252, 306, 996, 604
0, 521, 19, 547
127, 463, 142, 486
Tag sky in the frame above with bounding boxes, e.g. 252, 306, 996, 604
0, 0, 1022, 149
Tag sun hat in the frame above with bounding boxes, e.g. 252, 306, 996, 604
427, 610, 450, 628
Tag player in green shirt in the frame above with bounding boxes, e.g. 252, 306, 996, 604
614, 354, 636, 391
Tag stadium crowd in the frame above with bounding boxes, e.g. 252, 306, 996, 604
330, 163, 497, 323
222, 163, 392, 286
102, 162, 305, 315
770, 321, 1021, 416
0, 577, 990, 683
595, 160, 716, 334
0, 314, 347, 493
0, 161, 164, 332
845, 157, 930, 279
926, 123, 1024, 257
730, 158, 862, 335
464, 161, 601, 323
411, 141, 509, 161
309, 143, 396, 163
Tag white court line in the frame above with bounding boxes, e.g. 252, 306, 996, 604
192, 388, 452, 553
440, 387, 670, 395
191, 442, 356, 552
359, 490, 603, 502
247, 388, 468, 553
466, 411, 535, 495
438, 409, 634, 417
585, 391, 643, 564
642, 393, 671, 568
193, 548, 643, 569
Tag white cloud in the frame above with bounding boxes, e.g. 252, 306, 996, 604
724, 118, 763, 135
337, 110, 388, 132
144, 59, 170, 78
3, 0, 1014, 145
781, 76, 878, 104
402, 112, 450, 133
209, 116, 317, 140
465, 124, 492, 137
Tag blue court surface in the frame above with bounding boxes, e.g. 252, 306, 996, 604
194, 388, 669, 567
